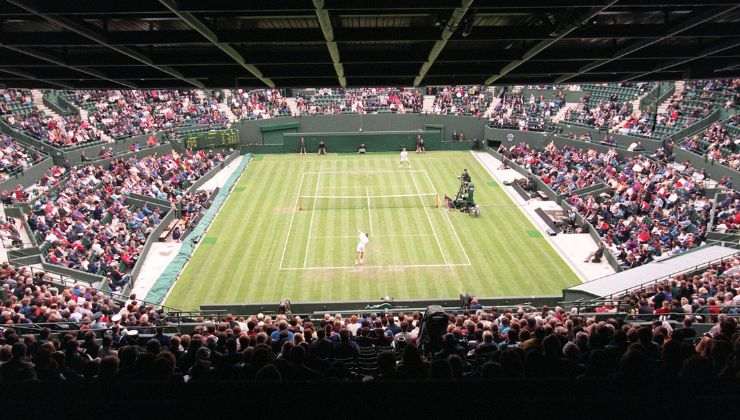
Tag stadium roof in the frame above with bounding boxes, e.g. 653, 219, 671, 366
1, 0, 740, 89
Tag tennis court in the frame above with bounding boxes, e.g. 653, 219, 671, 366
280, 169, 470, 270
165, 151, 579, 309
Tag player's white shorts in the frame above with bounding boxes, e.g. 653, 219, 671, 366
356, 244, 366, 253
400, 156, 409, 162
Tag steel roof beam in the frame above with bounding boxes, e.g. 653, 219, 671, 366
0, 45, 137, 89
157, 0, 274, 88
413, 0, 474, 87
313, 0, 346, 88
0, 68, 73, 89
484, 0, 618, 85
622, 38, 740, 82
6, 0, 204, 88
555, 4, 740, 83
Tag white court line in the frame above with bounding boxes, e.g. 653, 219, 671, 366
280, 262, 471, 271
314, 233, 435, 239
303, 171, 322, 268
278, 171, 305, 270
410, 170, 449, 266
422, 170, 473, 266
366, 186, 373, 234
303, 169, 426, 175
298, 193, 437, 199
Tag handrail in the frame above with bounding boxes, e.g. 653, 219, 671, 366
28, 265, 185, 313
596, 251, 740, 301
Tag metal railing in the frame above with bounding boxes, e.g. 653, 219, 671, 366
590, 251, 740, 303
24, 265, 184, 314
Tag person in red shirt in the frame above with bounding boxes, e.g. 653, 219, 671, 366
654, 301, 671, 316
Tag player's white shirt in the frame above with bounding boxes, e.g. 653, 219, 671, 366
356, 232, 369, 252
400, 150, 409, 161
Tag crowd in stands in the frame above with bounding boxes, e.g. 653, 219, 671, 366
0, 257, 738, 384
499, 141, 721, 268
566, 93, 634, 130
501, 142, 621, 195
228, 89, 290, 120
0, 216, 24, 249
616, 254, 740, 318
712, 190, 740, 234
23, 149, 225, 284
0, 90, 33, 115
680, 117, 740, 170
616, 112, 655, 137
5, 112, 104, 148
488, 92, 563, 131
295, 88, 423, 115
0, 135, 43, 182
650, 79, 737, 139
68, 89, 229, 140
428, 86, 491, 116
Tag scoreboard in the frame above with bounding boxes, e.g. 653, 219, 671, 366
184, 128, 239, 150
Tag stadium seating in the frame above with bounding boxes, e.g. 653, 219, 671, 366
0, 134, 44, 182
229, 89, 291, 120
23, 150, 226, 283
652, 79, 738, 139
564, 83, 653, 131
0, 81, 739, 391
488, 92, 563, 131
499, 141, 721, 269
294, 87, 423, 115
0, 256, 737, 385
429, 86, 492, 116
679, 116, 740, 170
0, 89, 34, 116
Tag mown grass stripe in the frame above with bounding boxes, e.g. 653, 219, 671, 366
165, 152, 579, 308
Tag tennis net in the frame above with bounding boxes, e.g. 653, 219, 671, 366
298, 193, 439, 210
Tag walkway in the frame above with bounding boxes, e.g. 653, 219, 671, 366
130, 156, 245, 300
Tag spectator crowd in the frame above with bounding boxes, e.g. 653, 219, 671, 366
499, 141, 723, 268
23, 149, 225, 286
0, 134, 43, 182
294, 88, 423, 115
0, 255, 738, 384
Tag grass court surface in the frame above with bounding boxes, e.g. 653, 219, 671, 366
165, 151, 579, 310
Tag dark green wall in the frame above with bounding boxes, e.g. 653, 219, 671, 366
235, 114, 487, 152
0, 158, 54, 191
283, 130, 441, 153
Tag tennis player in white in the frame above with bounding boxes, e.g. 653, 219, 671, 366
399, 147, 410, 167
355, 231, 369, 265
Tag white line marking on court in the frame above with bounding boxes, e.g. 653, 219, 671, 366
410, 170, 449, 266
279, 171, 306, 270
303, 171, 322, 268
422, 170, 473, 266
366, 186, 373, 234
314, 233, 435, 239
298, 193, 437, 199
304, 170, 426, 175
280, 263, 471, 271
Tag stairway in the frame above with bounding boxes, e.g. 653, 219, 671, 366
552, 102, 579, 124
657, 80, 685, 115
217, 90, 239, 123
422, 95, 435, 113
31, 90, 61, 120
483, 87, 500, 118
286, 97, 299, 116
